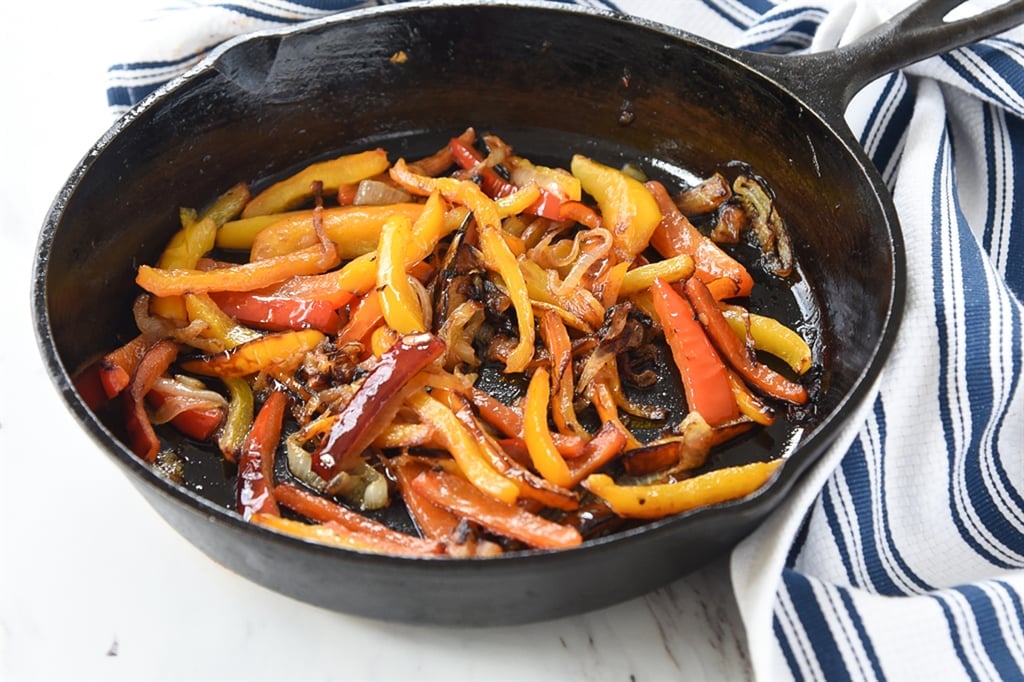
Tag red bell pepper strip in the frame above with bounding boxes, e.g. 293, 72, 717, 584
382, 454, 464, 541
311, 333, 445, 484
209, 290, 342, 335
448, 137, 564, 220
683, 276, 809, 405
146, 387, 225, 441
273, 482, 444, 554
98, 334, 150, 399
651, 278, 740, 427
122, 339, 179, 462
646, 181, 755, 298
336, 291, 384, 346
409, 467, 583, 550
565, 421, 629, 488
236, 390, 286, 520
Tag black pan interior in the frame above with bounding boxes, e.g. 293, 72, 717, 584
35, 2, 899, 624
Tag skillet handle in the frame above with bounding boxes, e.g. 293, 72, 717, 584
741, 0, 1024, 120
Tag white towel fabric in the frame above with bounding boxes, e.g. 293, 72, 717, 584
106, 1, 1024, 679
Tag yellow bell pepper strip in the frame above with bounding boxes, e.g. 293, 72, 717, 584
583, 459, 783, 520
150, 216, 218, 321
570, 154, 662, 263
241, 148, 390, 218
618, 254, 695, 297
216, 212, 302, 251
217, 376, 254, 463
409, 467, 583, 550
122, 339, 179, 462
310, 333, 445, 488
722, 308, 813, 375
725, 368, 776, 427
407, 389, 521, 504
248, 203, 424, 260
136, 237, 340, 297
519, 258, 603, 333
538, 310, 586, 436
377, 214, 427, 334
651, 277, 740, 427
273, 482, 444, 555
390, 158, 535, 373
646, 180, 755, 298
183, 293, 263, 350
523, 367, 574, 488
236, 389, 286, 520
180, 329, 325, 378
252, 513, 433, 556
201, 180, 251, 225
683, 276, 809, 405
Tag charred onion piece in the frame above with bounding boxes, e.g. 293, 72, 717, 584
311, 333, 445, 487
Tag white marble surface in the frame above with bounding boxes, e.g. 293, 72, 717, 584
0, 4, 752, 680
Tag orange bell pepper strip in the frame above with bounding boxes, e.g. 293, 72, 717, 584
180, 329, 325, 378
236, 390, 286, 520
583, 459, 783, 519
136, 238, 340, 297
248, 203, 424, 260
410, 467, 583, 550
538, 310, 586, 436
651, 277, 740, 427
242, 148, 390, 218
558, 200, 603, 229
570, 154, 662, 263
565, 421, 629, 488
337, 291, 384, 346
646, 181, 755, 298
683, 276, 809, 405
122, 339, 179, 462
382, 454, 465, 541
390, 159, 535, 373
523, 367, 574, 488
273, 482, 444, 554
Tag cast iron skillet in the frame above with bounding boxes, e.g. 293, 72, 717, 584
33, 0, 1023, 625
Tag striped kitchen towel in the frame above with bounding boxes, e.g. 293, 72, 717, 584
106, 1, 1024, 679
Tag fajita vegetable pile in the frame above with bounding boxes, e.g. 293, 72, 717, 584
76, 128, 816, 557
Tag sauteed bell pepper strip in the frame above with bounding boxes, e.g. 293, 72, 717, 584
683, 276, 809, 404
409, 467, 583, 550
390, 159, 535, 373
377, 215, 427, 334
407, 389, 521, 504
646, 180, 755, 298
273, 482, 444, 554
570, 154, 662, 263
539, 310, 586, 436
237, 389, 286, 520
123, 339, 179, 462
136, 235, 340, 297
248, 203, 424, 260
242, 148, 390, 218
618, 254, 696, 297
310, 333, 445, 485
184, 292, 262, 349
448, 136, 564, 219
252, 513, 437, 556
151, 216, 218, 321
180, 329, 325, 378
209, 290, 343, 334
583, 459, 783, 520
523, 367, 574, 488
337, 290, 384, 346
651, 277, 740, 427
97, 334, 150, 399
722, 307, 813, 375
383, 454, 466, 542
217, 376, 255, 463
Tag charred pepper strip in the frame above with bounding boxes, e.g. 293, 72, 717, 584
646, 181, 755, 298
237, 390, 286, 520
310, 333, 445, 485
683, 276, 809, 405
273, 482, 444, 554
123, 339, 179, 462
410, 467, 583, 550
